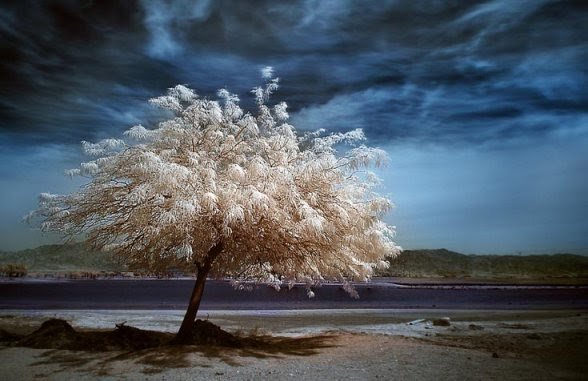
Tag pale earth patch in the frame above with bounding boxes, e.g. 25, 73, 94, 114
1, 309, 586, 380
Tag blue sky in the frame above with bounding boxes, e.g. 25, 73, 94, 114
0, 0, 587, 254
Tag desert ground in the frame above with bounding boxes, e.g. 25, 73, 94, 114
1, 309, 586, 380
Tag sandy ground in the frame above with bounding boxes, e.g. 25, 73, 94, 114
1, 309, 587, 380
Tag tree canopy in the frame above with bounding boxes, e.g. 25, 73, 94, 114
30, 68, 401, 296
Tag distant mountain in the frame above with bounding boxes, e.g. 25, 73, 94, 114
381, 249, 588, 281
0, 242, 122, 273
1, 244, 587, 282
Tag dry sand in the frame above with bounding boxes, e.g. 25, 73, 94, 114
1, 309, 587, 380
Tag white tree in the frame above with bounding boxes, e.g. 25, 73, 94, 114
30, 68, 401, 343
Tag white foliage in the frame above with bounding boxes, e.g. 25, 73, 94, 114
275, 123, 295, 139
240, 114, 259, 135
273, 102, 289, 121
299, 201, 318, 219
174, 199, 199, 217
124, 124, 157, 141
80, 162, 99, 176
168, 84, 198, 102
342, 281, 360, 299
265, 78, 279, 100
159, 210, 177, 225
224, 204, 245, 226
202, 192, 218, 211
175, 242, 193, 260
313, 129, 365, 154
64, 168, 81, 178
348, 146, 389, 169
251, 86, 265, 105
217, 88, 240, 104
153, 194, 166, 206
149, 95, 182, 113
31, 68, 401, 295
227, 164, 246, 182
128, 184, 151, 204
303, 215, 325, 235
81, 139, 125, 156
39, 193, 60, 202
248, 188, 270, 211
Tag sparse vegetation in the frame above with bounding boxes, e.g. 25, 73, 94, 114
3, 245, 587, 283
0, 263, 27, 278
0, 243, 120, 274
381, 249, 588, 281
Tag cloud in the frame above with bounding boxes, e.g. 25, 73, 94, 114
2, 0, 586, 145
291, 87, 399, 135
0, 0, 587, 252
290, 80, 588, 146
505, 47, 588, 103
141, 0, 213, 59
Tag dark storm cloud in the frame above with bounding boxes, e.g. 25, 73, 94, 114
1, 0, 587, 253
1, 0, 587, 145
0, 0, 175, 143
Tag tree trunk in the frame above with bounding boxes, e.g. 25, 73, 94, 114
172, 242, 223, 344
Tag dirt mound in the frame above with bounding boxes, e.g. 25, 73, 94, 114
101, 324, 171, 350
17, 319, 81, 349
0, 328, 24, 343
9, 319, 240, 351
190, 319, 241, 347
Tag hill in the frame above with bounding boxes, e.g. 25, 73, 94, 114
381, 249, 588, 282
0, 242, 121, 274
1, 244, 587, 282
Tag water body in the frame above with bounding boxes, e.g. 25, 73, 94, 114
1, 280, 587, 310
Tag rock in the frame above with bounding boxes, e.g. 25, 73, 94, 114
407, 319, 427, 326
468, 324, 484, 331
432, 317, 451, 327
492, 352, 499, 358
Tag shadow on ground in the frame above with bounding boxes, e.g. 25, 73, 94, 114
1, 319, 337, 376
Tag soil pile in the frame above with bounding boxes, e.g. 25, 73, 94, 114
0, 328, 24, 343
190, 319, 242, 347
17, 319, 80, 349
3, 319, 241, 351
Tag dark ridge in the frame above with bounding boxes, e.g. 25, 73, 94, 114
2, 244, 587, 281
381, 249, 588, 280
